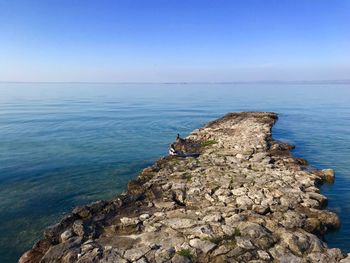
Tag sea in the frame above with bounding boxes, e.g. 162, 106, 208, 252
0, 82, 349, 262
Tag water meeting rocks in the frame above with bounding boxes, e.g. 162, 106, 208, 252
20, 112, 349, 263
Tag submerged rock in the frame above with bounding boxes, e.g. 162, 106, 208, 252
322, 168, 335, 183
19, 112, 346, 263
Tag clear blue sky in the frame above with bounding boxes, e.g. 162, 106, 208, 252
0, 0, 349, 82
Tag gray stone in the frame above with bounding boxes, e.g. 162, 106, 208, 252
60, 229, 75, 242
189, 238, 217, 254
203, 213, 222, 222
340, 254, 350, 263
171, 253, 192, 263
163, 218, 198, 229
100, 250, 128, 263
236, 237, 255, 250
139, 214, 151, 221
120, 217, 140, 226
72, 220, 86, 237
231, 187, 247, 196
135, 257, 148, 263
257, 250, 271, 260
236, 195, 254, 208
19, 112, 345, 263
124, 246, 151, 261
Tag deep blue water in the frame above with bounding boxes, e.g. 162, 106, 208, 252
0, 83, 349, 262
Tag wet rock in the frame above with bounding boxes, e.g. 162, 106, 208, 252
318, 210, 341, 229
303, 217, 322, 234
73, 206, 91, 219
308, 192, 328, 207
322, 169, 335, 183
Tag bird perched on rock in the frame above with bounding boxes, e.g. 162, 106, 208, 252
176, 133, 185, 143
169, 134, 200, 157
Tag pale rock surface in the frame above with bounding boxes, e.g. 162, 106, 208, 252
19, 112, 346, 263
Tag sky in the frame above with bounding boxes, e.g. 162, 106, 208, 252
0, 0, 349, 82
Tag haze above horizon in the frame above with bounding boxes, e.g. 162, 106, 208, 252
0, 0, 349, 82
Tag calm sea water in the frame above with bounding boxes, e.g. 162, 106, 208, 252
0, 83, 349, 262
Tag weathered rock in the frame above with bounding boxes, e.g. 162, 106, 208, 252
236, 237, 255, 250
203, 213, 222, 223
99, 251, 128, 263
40, 237, 82, 262
120, 217, 140, 226
171, 253, 192, 263
154, 247, 176, 262
124, 246, 152, 261
280, 231, 311, 256
73, 206, 91, 219
60, 229, 75, 242
212, 245, 231, 257
236, 195, 254, 209
257, 249, 271, 260
163, 218, 198, 229
189, 238, 217, 253
340, 254, 350, 263
322, 168, 335, 183
72, 220, 87, 237
19, 112, 346, 263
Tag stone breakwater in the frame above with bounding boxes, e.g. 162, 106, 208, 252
20, 112, 350, 263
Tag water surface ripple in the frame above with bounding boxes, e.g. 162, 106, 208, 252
0, 83, 349, 262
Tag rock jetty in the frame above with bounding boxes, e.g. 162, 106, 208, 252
20, 112, 350, 263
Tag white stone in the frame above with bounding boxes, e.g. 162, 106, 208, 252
189, 238, 217, 254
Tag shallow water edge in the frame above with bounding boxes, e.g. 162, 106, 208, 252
19, 112, 349, 263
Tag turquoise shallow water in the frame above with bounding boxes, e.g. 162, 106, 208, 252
0, 82, 350, 262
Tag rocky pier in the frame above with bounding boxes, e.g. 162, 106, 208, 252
20, 112, 350, 263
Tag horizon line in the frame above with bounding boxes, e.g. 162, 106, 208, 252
1, 79, 350, 85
